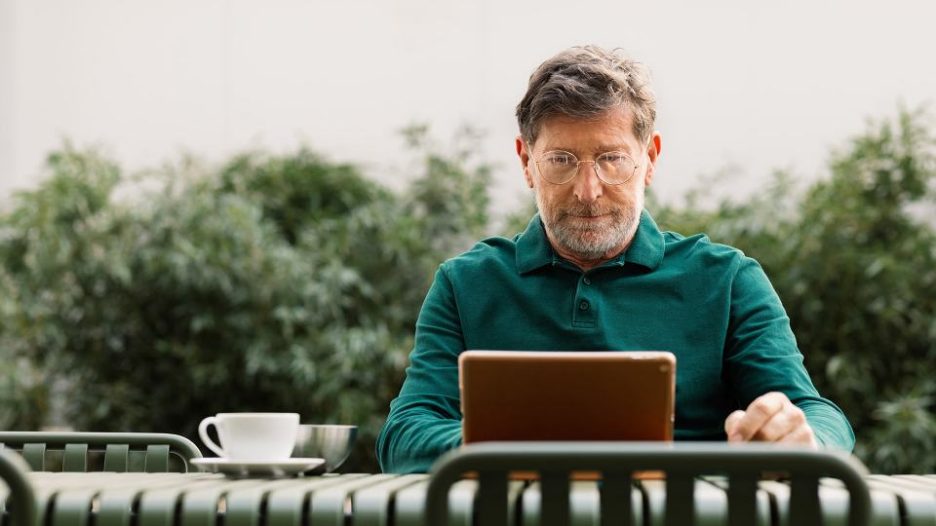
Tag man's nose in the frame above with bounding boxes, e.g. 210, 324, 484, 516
573, 161, 603, 203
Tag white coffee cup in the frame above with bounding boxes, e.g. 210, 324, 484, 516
198, 412, 300, 461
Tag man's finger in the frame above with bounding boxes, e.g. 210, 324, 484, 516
724, 410, 746, 440
777, 421, 818, 449
752, 400, 801, 441
730, 392, 788, 441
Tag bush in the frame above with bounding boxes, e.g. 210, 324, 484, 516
653, 109, 936, 473
0, 131, 490, 472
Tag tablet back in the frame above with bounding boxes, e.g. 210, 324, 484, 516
459, 350, 676, 443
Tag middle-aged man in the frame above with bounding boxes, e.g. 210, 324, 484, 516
376, 45, 854, 474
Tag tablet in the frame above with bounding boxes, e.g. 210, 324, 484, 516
459, 350, 676, 443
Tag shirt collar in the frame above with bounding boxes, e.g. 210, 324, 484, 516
516, 209, 665, 274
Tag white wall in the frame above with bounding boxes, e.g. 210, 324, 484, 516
3, 0, 935, 213
0, 0, 15, 189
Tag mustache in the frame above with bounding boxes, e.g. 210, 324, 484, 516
557, 204, 621, 218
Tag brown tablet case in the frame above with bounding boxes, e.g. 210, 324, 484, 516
459, 350, 676, 444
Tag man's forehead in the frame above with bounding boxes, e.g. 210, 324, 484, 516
533, 107, 641, 152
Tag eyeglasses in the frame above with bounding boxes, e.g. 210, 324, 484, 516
533, 150, 641, 185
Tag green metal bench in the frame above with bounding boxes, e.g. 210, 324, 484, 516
0, 449, 36, 526
426, 442, 873, 526
0, 432, 202, 473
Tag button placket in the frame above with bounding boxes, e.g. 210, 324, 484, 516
573, 274, 597, 327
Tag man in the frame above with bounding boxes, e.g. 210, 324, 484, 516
376, 46, 854, 474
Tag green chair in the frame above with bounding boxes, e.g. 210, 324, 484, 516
426, 442, 872, 526
0, 448, 36, 526
0, 432, 202, 473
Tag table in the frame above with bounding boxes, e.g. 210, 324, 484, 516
4, 471, 935, 526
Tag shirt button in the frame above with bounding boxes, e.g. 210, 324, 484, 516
583, 276, 592, 285
579, 300, 590, 311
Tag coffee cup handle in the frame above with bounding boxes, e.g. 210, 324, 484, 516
198, 416, 226, 457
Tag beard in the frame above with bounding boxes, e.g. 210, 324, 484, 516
536, 190, 643, 261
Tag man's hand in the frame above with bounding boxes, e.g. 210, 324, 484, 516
724, 391, 818, 448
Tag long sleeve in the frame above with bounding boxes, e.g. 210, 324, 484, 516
376, 265, 465, 473
724, 256, 855, 450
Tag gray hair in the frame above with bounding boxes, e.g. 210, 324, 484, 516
516, 46, 657, 145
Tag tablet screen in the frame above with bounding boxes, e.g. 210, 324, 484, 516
459, 350, 676, 443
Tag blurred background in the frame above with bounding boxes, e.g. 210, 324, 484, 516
1, 0, 934, 473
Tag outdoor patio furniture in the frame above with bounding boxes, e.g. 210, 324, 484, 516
0, 432, 202, 473
0, 449, 36, 526
1, 441, 934, 526
426, 442, 874, 526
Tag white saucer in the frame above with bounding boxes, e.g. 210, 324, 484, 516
191, 457, 325, 477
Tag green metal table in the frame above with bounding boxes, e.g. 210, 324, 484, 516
3, 471, 935, 526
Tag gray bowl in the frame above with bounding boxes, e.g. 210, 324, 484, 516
293, 424, 357, 472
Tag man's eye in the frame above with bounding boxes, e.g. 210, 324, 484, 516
546, 154, 575, 165
600, 153, 628, 164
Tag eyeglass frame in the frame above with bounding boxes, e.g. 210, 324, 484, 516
531, 147, 644, 186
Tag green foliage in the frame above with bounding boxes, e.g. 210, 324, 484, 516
0, 131, 491, 472
401, 124, 491, 248
0, 147, 121, 430
653, 108, 936, 473
0, 268, 49, 430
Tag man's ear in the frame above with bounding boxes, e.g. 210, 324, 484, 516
516, 136, 534, 188
644, 131, 662, 186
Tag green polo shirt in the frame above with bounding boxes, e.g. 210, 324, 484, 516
376, 210, 854, 473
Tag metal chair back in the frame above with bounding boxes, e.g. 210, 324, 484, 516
0, 432, 202, 473
0, 449, 36, 526
426, 442, 871, 526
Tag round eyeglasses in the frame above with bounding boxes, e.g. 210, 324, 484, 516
533, 150, 640, 185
